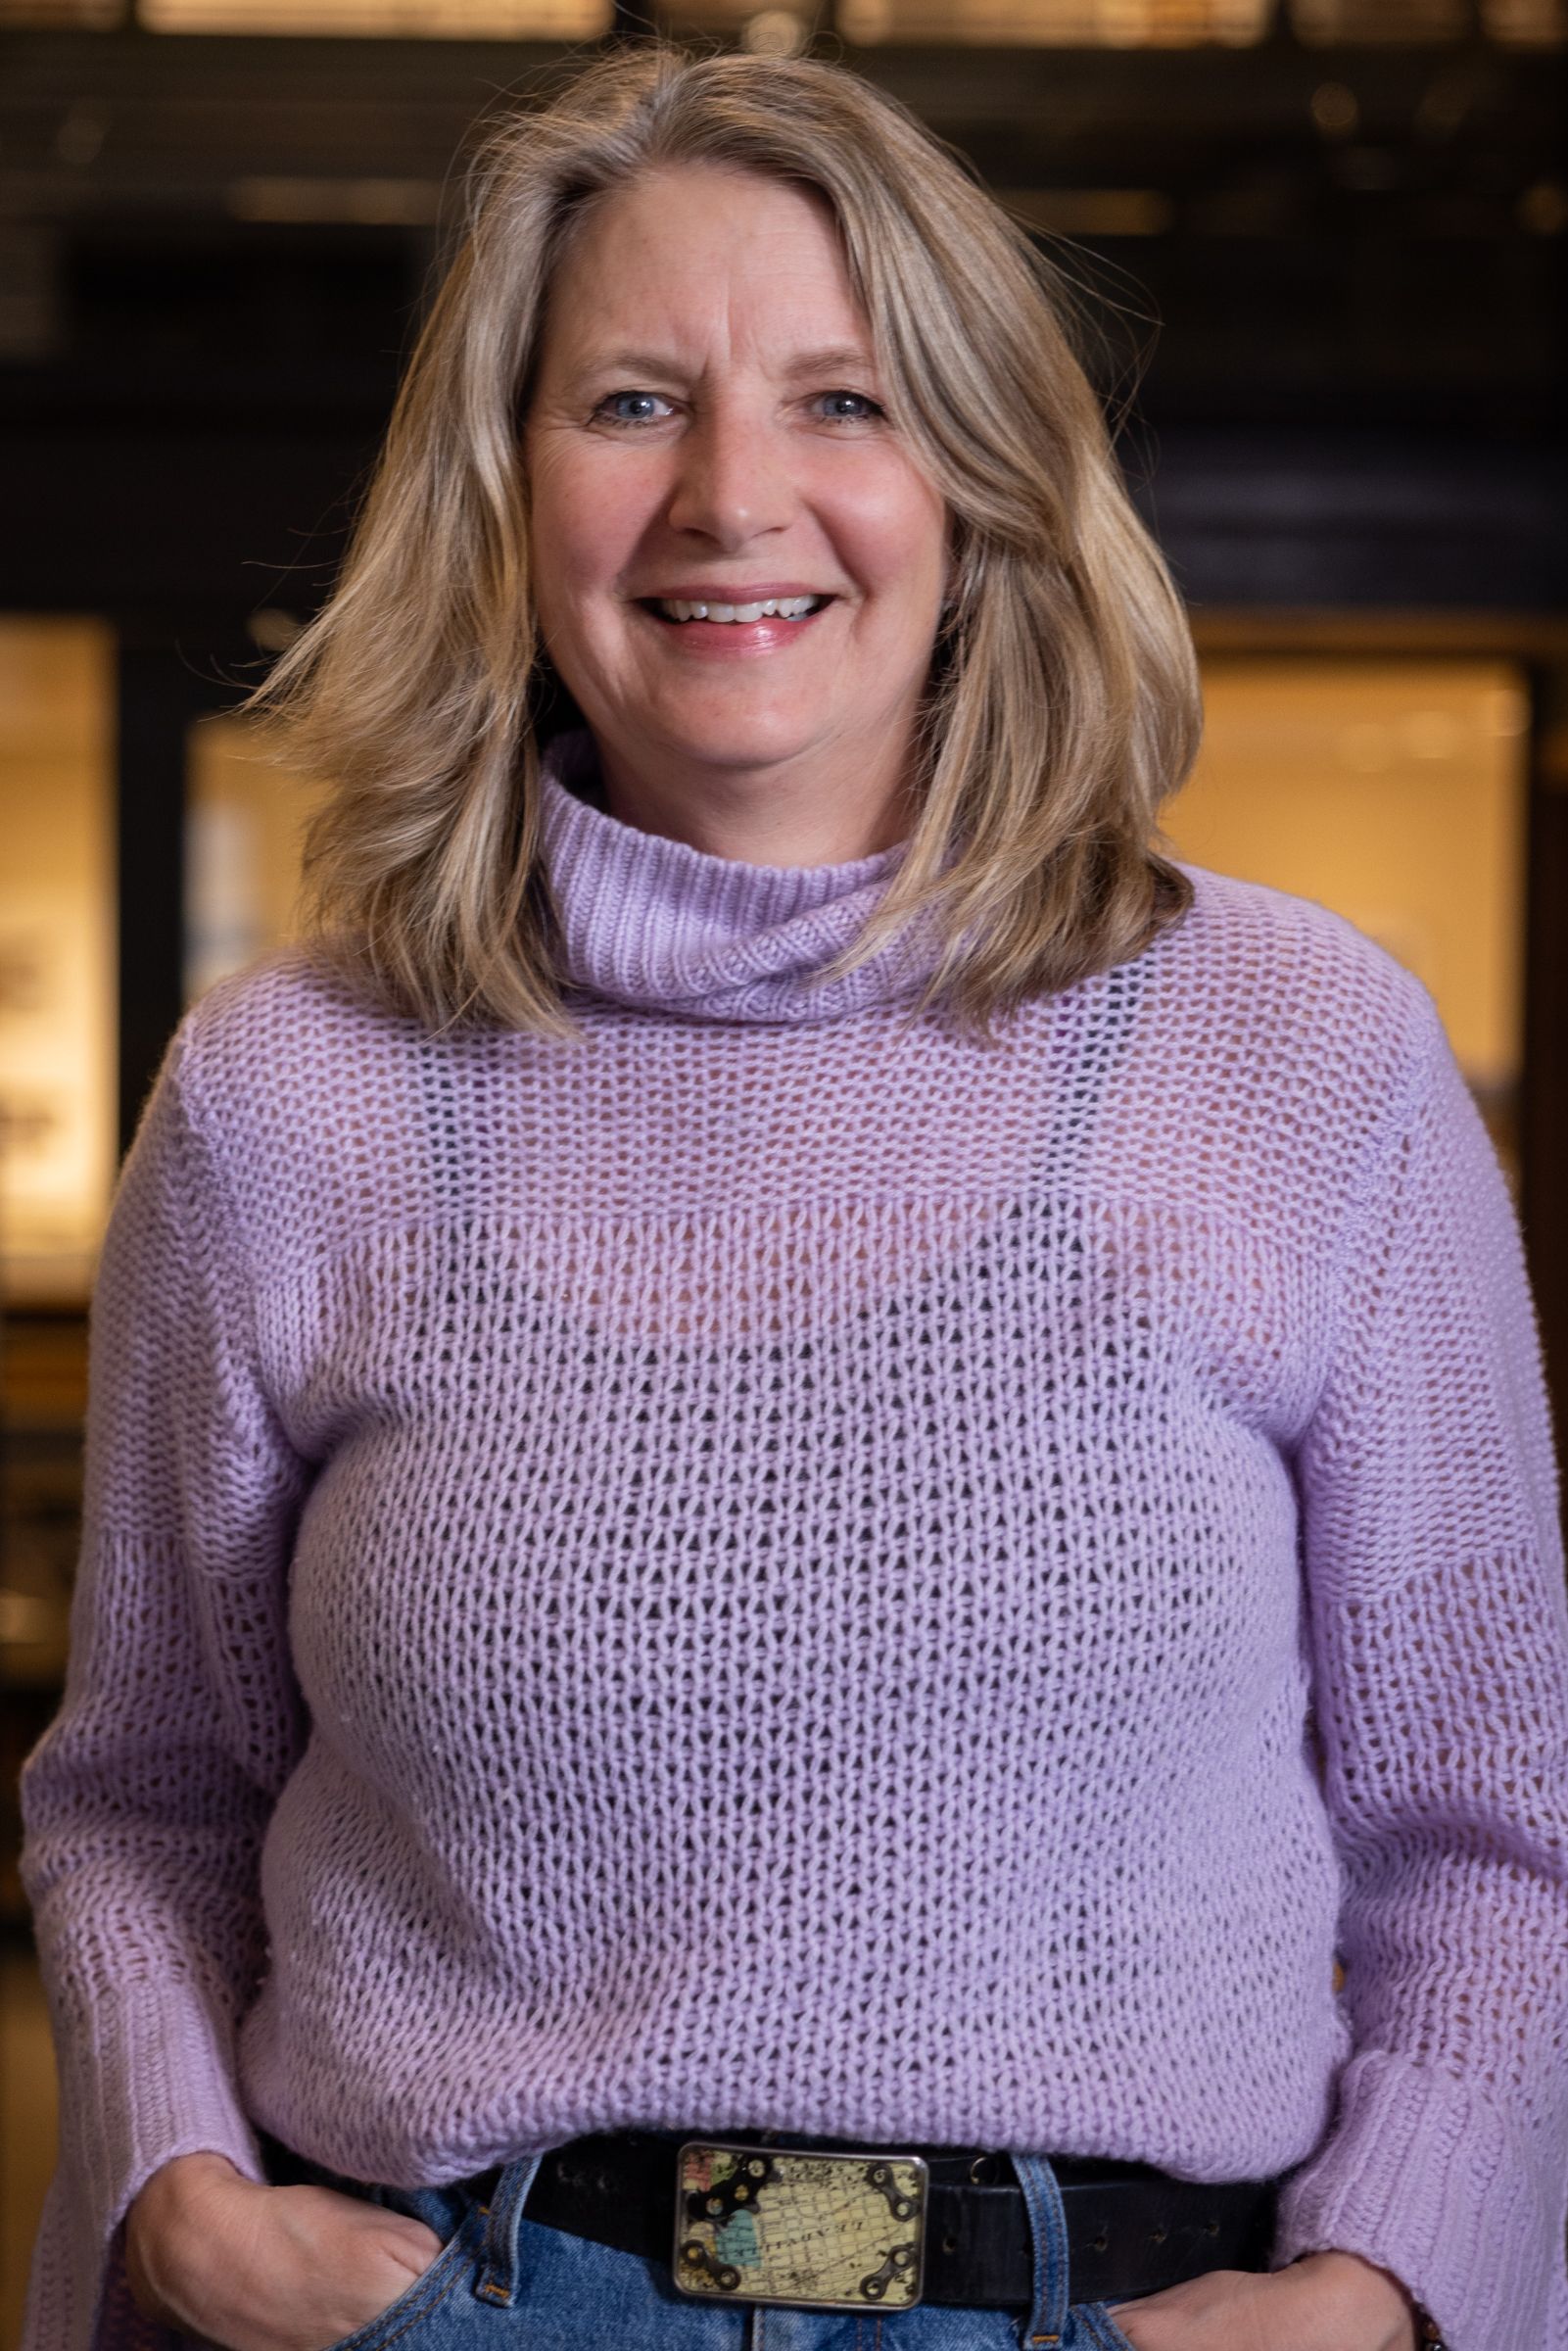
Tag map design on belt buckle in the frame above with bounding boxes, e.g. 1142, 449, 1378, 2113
672, 2140, 928, 2312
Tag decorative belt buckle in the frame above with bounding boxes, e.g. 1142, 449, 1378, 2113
672, 2139, 928, 2313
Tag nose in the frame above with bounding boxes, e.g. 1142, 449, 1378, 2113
663, 397, 795, 550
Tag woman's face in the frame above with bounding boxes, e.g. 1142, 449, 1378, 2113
523, 162, 951, 847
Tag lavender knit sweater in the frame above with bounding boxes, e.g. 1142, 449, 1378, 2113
19, 727, 1568, 2351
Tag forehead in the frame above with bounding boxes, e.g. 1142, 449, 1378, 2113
538, 165, 870, 361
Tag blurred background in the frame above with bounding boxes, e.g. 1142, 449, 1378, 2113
2, 0, 1566, 2336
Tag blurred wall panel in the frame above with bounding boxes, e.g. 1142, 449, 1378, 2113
1481, 0, 1566, 37
135, 0, 607, 27
837, 0, 1276, 40
0, 618, 115, 1306
185, 710, 328, 1002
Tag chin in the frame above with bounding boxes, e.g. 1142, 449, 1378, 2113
650, 722, 826, 771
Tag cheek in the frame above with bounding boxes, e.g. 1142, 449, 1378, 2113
828, 465, 948, 597
529, 452, 647, 602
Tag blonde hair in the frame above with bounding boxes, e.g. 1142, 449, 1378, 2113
247, 36, 1201, 1048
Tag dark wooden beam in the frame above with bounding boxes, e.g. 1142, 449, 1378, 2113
113, 641, 237, 1163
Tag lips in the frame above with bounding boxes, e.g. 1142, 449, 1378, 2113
634, 584, 837, 604
630, 595, 836, 655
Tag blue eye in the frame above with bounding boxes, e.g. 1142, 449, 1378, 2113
594, 391, 674, 428
817, 391, 883, 423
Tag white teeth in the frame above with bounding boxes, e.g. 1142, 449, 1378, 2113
653, 595, 825, 623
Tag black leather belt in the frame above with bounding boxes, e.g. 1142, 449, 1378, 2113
493, 2126, 1285, 2308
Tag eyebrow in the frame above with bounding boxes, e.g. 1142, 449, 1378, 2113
570, 344, 879, 383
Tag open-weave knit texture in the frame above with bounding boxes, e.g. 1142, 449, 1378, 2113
18, 728, 1568, 2351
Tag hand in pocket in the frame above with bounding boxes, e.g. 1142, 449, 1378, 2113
124, 2150, 450, 2351
1099, 2250, 1420, 2350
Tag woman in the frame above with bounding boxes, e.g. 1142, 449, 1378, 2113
18, 38, 1567, 2351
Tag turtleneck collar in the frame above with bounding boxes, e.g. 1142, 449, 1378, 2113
534, 726, 946, 1027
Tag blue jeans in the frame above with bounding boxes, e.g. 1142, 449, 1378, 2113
260, 2137, 1149, 2351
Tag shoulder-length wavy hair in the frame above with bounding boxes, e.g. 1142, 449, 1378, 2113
247, 36, 1201, 1049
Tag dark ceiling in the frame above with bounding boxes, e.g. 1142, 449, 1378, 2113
1, 23, 1564, 617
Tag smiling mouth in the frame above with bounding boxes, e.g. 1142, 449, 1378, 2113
638, 595, 835, 625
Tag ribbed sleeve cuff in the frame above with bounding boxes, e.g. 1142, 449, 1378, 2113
64, 1973, 268, 2249
1267, 2047, 1560, 2350
34, 1968, 270, 2351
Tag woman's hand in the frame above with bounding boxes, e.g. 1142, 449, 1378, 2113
1104, 2249, 1421, 2351
123, 2150, 447, 2351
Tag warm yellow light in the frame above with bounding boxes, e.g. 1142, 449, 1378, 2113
1483, 0, 1566, 40
137, 0, 608, 33
0, 620, 116, 1305
838, 0, 1274, 42
185, 712, 332, 1006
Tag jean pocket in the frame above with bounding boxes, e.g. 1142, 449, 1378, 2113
1071, 2300, 1142, 2351
313, 2195, 484, 2351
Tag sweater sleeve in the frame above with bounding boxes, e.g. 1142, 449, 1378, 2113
1271, 984, 1568, 2351
17, 1010, 311, 2351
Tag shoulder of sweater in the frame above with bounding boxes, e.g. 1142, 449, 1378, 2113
166, 943, 425, 1221
172, 941, 412, 1114
181, 939, 392, 1052
158, 943, 466, 1293
1164, 858, 1449, 1100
